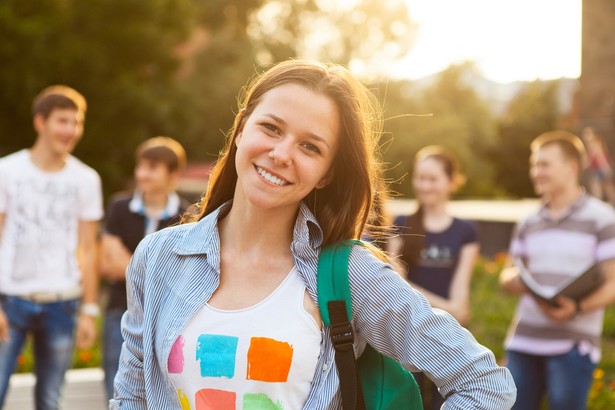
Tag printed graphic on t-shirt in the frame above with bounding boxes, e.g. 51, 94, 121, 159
10, 176, 79, 281
168, 333, 294, 410
419, 244, 454, 268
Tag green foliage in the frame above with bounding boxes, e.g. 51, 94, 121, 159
490, 81, 563, 197
248, 0, 416, 72
375, 63, 502, 199
0, 0, 199, 198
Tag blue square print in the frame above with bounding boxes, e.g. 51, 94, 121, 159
196, 334, 239, 378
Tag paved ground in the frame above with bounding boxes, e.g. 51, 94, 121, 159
5, 368, 108, 410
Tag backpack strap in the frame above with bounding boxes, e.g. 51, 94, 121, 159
318, 240, 365, 410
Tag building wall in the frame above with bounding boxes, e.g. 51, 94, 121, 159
579, 0, 615, 151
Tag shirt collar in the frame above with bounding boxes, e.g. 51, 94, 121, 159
171, 200, 324, 258
129, 190, 181, 220
537, 190, 589, 221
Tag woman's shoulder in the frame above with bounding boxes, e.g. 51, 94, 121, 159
346, 242, 395, 279
450, 217, 479, 243
452, 217, 477, 229
136, 220, 201, 254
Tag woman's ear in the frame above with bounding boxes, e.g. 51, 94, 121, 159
316, 171, 334, 189
234, 109, 248, 147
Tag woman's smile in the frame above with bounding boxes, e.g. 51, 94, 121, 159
255, 165, 290, 186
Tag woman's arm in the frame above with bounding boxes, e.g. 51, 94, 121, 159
109, 237, 151, 409
443, 242, 479, 325
348, 246, 516, 409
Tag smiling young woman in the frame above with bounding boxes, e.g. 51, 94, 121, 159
110, 59, 516, 410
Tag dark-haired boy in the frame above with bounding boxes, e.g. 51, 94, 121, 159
99, 136, 189, 399
500, 130, 615, 409
0, 85, 103, 409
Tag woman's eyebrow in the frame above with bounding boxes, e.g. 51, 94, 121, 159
262, 113, 330, 149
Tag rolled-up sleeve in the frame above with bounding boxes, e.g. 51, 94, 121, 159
109, 236, 151, 410
347, 246, 516, 409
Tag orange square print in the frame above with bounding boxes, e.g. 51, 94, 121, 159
246, 337, 293, 382
195, 388, 236, 410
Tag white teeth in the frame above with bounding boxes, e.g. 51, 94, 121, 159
256, 167, 288, 186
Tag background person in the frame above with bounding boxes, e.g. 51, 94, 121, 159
387, 145, 480, 409
500, 130, 615, 410
99, 136, 189, 399
0, 85, 103, 410
582, 126, 615, 205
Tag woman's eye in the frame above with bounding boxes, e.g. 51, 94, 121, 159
302, 142, 321, 154
262, 123, 279, 134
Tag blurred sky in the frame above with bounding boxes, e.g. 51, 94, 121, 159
391, 0, 582, 83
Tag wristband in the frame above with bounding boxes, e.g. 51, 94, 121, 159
80, 303, 101, 318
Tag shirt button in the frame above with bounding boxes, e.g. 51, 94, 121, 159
322, 363, 328, 371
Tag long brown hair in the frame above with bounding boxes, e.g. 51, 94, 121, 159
186, 60, 385, 246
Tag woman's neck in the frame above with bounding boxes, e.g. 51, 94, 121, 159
219, 202, 297, 256
421, 201, 448, 218
421, 202, 452, 232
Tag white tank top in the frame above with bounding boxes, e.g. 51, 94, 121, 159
167, 267, 321, 410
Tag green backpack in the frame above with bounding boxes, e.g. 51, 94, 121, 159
317, 240, 423, 410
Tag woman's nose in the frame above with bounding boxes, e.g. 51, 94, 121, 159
269, 139, 293, 165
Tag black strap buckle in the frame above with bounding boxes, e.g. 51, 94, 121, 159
328, 300, 355, 351
330, 323, 355, 350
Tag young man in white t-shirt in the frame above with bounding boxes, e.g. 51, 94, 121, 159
0, 85, 104, 409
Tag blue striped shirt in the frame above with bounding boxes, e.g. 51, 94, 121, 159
110, 201, 516, 409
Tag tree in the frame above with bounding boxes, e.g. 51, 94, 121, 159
0, 0, 416, 200
0, 0, 198, 198
158, 0, 418, 163
491, 80, 562, 197
247, 0, 416, 75
377, 63, 500, 198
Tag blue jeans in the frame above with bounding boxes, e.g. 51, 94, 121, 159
103, 307, 125, 400
0, 295, 78, 410
507, 346, 595, 410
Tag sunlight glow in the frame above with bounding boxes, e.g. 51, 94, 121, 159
392, 0, 582, 83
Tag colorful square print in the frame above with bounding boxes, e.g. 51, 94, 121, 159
196, 388, 236, 410
243, 393, 284, 410
197, 334, 239, 378
168, 335, 185, 374
177, 389, 190, 410
246, 337, 293, 382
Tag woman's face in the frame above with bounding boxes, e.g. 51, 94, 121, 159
234, 83, 340, 213
412, 157, 454, 206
